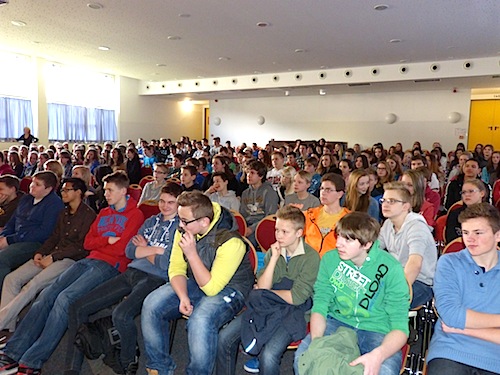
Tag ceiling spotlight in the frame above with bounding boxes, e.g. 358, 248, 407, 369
156, 63, 167, 67
0, 0, 9, 6
389, 39, 402, 43
256, 22, 270, 27
87, 3, 103, 9
373, 4, 389, 11
167, 36, 181, 40
98, 46, 110, 51
178, 13, 191, 18
319, 89, 326, 96
11, 20, 27, 27
218, 56, 231, 61
284, 90, 290, 96
294, 49, 305, 53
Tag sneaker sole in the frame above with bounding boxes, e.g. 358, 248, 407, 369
243, 364, 259, 374
0, 368, 18, 375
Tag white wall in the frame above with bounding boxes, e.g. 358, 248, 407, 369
118, 77, 203, 143
209, 90, 471, 152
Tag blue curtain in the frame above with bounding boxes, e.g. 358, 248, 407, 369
48, 103, 117, 142
0, 96, 33, 139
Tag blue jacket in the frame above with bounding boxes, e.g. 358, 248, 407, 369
1, 191, 64, 245
427, 249, 500, 374
125, 213, 179, 280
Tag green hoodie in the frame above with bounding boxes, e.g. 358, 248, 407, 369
311, 240, 409, 335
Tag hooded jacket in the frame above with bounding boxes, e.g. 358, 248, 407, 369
240, 181, 279, 230
125, 213, 179, 280
169, 203, 254, 297
378, 211, 437, 286
312, 242, 410, 336
84, 196, 144, 273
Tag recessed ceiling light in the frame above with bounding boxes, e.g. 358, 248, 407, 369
320, 65, 329, 69
389, 39, 402, 43
156, 63, 167, 67
319, 89, 326, 96
178, 13, 191, 18
374, 4, 389, 11
197, 75, 205, 78
256, 22, 269, 27
167, 36, 181, 40
98, 46, 110, 51
218, 56, 230, 61
11, 20, 27, 27
294, 49, 305, 53
400, 59, 407, 63
254, 70, 263, 74
87, 3, 103, 10
0, 1, 9, 6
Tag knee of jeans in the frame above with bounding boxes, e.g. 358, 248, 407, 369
112, 307, 133, 330
53, 292, 73, 314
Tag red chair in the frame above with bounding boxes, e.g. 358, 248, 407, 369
493, 180, 500, 206
434, 215, 446, 250
127, 184, 142, 202
255, 215, 277, 252
20, 176, 32, 193
442, 237, 465, 254
139, 175, 155, 189
241, 236, 258, 274
140, 166, 153, 178
448, 201, 463, 213
231, 210, 247, 237
138, 200, 160, 219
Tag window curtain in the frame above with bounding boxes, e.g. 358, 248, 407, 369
0, 96, 33, 139
48, 103, 117, 142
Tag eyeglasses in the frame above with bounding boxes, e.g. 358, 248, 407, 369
179, 217, 202, 226
460, 189, 480, 195
154, 170, 167, 175
320, 187, 339, 193
377, 167, 387, 170
60, 188, 76, 193
380, 198, 405, 205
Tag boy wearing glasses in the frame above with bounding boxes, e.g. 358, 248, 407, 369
294, 212, 409, 375
427, 203, 500, 375
304, 173, 350, 257
141, 191, 254, 375
378, 182, 437, 308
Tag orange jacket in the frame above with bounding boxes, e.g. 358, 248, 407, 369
303, 206, 350, 257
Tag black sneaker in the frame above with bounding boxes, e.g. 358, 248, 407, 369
16, 365, 41, 375
0, 353, 18, 375
125, 361, 138, 375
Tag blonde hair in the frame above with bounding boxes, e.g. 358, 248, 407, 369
345, 169, 370, 213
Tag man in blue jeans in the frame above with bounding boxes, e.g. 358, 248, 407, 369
141, 191, 254, 375
0, 171, 64, 289
63, 183, 183, 375
0, 171, 143, 375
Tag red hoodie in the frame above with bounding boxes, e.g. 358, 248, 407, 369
84, 196, 144, 272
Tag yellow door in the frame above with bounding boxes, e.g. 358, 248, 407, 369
468, 100, 500, 150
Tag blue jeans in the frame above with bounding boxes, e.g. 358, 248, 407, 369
0, 242, 41, 289
3, 258, 120, 369
427, 358, 498, 375
141, 279, 245, 375
293, 316, 402, 375
64, 267, 165, 373
411, 280, 433, 308
217, 314, 293, 375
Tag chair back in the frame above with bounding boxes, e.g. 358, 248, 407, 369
241, 236, 258, 274
434, 215, 446, 243
20, 176, 32, 193
139, 175, 155, 189
141, 166, 153, 178
127, 184, 142, 202
255, 215, 277, 252
493, 179, 500, 206
231, 210, 247, 237
442, 237, 465, 254
138, 200, 160, 219
448, 201, 463, 213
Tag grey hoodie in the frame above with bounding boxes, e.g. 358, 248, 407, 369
378, 212, 437, 286
239, 181, 279, 230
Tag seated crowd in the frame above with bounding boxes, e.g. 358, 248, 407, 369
0, 136, 497, 375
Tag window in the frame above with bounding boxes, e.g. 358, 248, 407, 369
0, 52, 35, 140
45, 63, 117, 142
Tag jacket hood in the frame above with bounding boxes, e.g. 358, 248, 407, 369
110, 195, 139, 213
197, 202, 237, 239
403, 211, 433, 231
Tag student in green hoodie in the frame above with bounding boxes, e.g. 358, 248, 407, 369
294, 212, 410, 375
